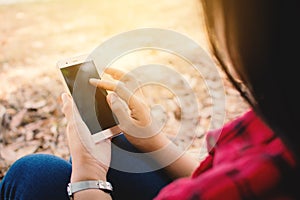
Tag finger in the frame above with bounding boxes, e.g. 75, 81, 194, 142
105, 86, 150, 125
61, 92, 82, 123
61, 93, 73, 120
104, 68, 126, 80
101, 68, 146, 99
106, 92, 132, 126
90, 79, 132, 104
105, 67, 137, 83
90, 78, 116, 91
90, 79, 150, 124
106, 68, 145, 100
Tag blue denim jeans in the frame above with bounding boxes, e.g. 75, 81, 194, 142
0, 134, 172, 200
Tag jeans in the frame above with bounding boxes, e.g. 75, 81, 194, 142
0, 134, 172, 200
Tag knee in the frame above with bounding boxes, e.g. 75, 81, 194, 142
0, 154, 71, 200
4, 153, 71, 180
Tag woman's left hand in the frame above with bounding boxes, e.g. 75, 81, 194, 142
61, 93, 111, 182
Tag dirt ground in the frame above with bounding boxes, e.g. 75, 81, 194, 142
0, 0, 249, 180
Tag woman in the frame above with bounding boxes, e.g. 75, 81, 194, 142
1, 0, 299, 199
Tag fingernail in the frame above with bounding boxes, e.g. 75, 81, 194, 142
61, 93, 68, 103
89, 78, 100, 87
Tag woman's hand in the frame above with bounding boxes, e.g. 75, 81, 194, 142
89, 68, 199, 178
89, 68, 170, 152
61, 93, 111, 182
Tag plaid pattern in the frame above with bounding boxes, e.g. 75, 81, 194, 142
155, 109, 296, 200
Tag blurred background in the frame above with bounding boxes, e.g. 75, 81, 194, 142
0, 0, 249, 180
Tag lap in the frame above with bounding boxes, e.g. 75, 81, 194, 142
0, 154, 72, 200
0, 134, 172, 200
108, 134, 172, 200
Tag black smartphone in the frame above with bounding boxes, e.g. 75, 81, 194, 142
57, 54, 121, 143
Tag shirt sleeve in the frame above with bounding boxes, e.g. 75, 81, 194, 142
154, 109, 290, 199
154, 153, 282, 200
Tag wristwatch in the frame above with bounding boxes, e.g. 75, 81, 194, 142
67, 180, 113, 200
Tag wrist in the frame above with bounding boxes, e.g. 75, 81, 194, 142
71, 173, 107, 183
130, 133, 171, 152
71, 164, 107, 183
67, 180, 113, 200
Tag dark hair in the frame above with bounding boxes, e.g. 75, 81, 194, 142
200, 0, 300, 195
200, 0, 299, 159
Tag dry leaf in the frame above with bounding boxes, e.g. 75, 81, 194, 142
10, 109, 27, 130
0, 145, 19, 163
15, 141, 40, 159
0, 105, 6, 129
24, 100, 47, 109
24, 120, 44, 133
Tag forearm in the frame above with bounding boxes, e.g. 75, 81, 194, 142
130, 133, 199, 179
162, 145, 199, 179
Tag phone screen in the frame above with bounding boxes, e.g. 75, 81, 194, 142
60, 60, 119, 134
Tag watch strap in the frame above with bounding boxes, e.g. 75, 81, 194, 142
67, 180, 113, 199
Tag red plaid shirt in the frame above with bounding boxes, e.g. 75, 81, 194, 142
155, 109, 297, 199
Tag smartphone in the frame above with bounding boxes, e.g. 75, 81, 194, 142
57, 54, 121, 143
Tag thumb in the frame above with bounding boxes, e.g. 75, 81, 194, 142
107, 92, 131, 125
61, 92, 81, 123
61, 93, 73, 121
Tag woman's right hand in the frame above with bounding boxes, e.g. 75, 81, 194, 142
89, 68, 199, 179
89, 68, 170, 152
